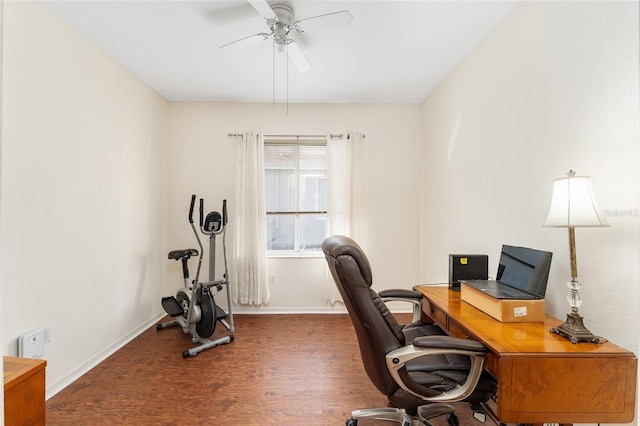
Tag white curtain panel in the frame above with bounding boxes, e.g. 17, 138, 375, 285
326, 132, 363, 304
232, 132, 270, 305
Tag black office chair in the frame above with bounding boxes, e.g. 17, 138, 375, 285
322, 235, 497, 426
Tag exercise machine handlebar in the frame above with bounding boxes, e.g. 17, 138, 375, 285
222, 200, 228, 226
199, 198, 205, 228
188, 194, 196, 224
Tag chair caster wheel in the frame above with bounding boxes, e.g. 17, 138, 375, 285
446, 413, 459, 426
345, 417, 357, 426
156, 324, 162, 330
182, 350, 191, 358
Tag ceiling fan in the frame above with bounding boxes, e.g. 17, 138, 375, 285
219, 0, 353, 73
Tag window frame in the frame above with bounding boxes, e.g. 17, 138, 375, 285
264, 138, 328, 257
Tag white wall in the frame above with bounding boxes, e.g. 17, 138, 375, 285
1, 2, 170, 397
167, 102, 422, 312
420, 2, 639, 421
0, 0, 4, 421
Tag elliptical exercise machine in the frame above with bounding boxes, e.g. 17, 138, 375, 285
157, 194, 234, 358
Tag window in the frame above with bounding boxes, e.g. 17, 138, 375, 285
264, 142, 327, 253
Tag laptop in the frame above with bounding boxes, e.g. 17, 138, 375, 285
461, 245, 553, 300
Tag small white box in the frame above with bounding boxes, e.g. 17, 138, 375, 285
18, 329, 45, 358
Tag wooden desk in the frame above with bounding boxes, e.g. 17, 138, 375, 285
4, 356, 47, 426
415, 285, 637, 424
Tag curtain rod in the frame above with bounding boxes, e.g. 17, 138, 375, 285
227, 133, 365, 140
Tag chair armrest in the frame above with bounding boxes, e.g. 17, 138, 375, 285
385, 335, 488, 403
379, 289, 423, 322
378, 289, 423, 300
412, 335, 488, 352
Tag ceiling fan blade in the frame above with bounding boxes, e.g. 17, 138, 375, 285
248, 0, 277, 20
220, 33, 270, 51
293, 10, 353, 33
287, 40, 311, 73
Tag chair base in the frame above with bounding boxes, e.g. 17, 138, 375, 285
348, 403, 456, 426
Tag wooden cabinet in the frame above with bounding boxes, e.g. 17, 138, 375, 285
4, 356, 46, 426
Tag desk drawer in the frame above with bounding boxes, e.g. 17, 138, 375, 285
422, 299, 447, 329
483, 352, 498, 378
448, 318, 472, 339
448, 318, 498, 377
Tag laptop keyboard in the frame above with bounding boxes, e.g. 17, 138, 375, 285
498, 284, 531, 298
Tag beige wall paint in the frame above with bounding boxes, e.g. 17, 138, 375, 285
167, 102, 422, 311
1, 2, 170, 396
0, 0, 4, 421
420, 0, 639, 356
420, 4, 639, 421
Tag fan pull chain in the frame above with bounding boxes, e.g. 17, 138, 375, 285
272, 38, 276, 107
286, 42, 289, 113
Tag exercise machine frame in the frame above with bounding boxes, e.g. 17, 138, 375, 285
157, 194, 234, 357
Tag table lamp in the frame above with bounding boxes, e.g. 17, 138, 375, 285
543, 170, 609, 344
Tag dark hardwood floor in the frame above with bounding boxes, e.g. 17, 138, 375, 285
46, 314, 489, 425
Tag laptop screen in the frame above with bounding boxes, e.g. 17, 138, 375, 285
496, 245, 553, 297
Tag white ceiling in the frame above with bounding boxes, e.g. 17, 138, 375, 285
41, 0, 520, 103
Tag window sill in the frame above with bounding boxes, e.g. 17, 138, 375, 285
267, 251, 324, 259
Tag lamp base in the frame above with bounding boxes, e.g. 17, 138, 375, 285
550, 312, 606, 344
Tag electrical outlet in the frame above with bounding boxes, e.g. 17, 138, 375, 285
269, 275, 275, 285
42, 325, 51, 343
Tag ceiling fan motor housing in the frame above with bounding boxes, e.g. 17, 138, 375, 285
270, 4, 295, 49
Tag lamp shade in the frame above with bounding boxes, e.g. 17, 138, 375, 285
544, 172, 610, 228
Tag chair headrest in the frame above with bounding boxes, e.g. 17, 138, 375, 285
322, 235, 373, 287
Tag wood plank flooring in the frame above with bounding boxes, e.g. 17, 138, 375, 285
46, 314, 487, 425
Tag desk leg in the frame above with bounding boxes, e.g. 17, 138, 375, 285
481, 401, 504, 426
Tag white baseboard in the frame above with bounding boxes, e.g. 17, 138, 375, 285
45, 312, 166, 400
231, 306, 413, 315
231, 306, 349, 314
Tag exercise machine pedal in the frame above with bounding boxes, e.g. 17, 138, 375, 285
215, 304, 227, 320
161, 296, 184, 317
